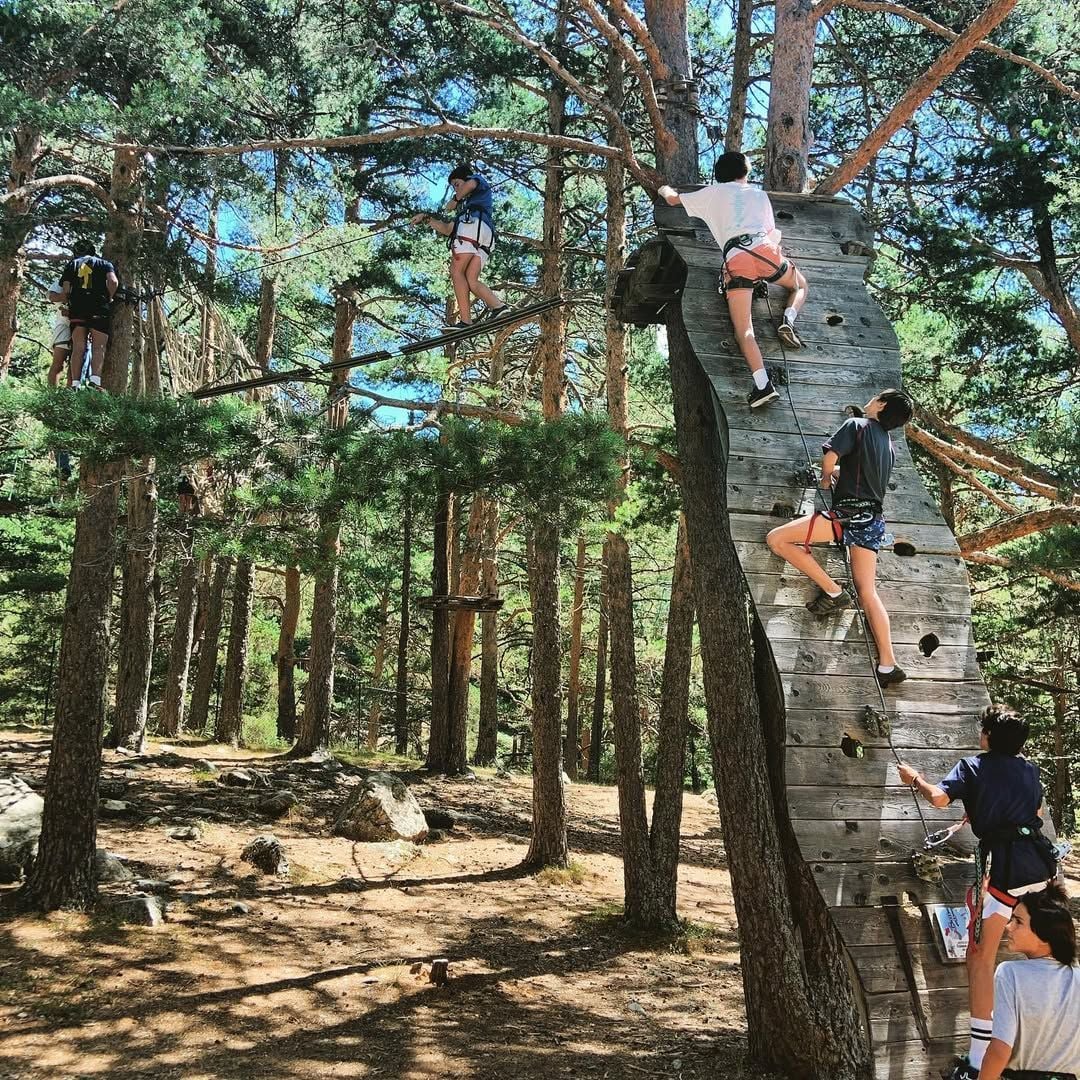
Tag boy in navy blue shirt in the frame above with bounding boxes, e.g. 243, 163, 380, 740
900, 706, 1058, 1080
766, 388, 913, 688
411, 164, 509, 331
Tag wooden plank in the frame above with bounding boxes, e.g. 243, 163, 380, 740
874, 1039, 960, 1080
696, 346, 900, 388
727, 463, 933, 503
788, 785, 960, 822
785, 747, 975, 787
670, 235, 873, 272
785, 705, 984, 751
731, 511, 960, 556
748, 575, 971, 618
728, 484, 944, 525
735, 542, 970, 586
793, 818, 976, 863
782, 674, 989, 714
832, 905, 935, 947
868, 989, 969, 1043
757, 606, 977, 648
811, 859, 971, 909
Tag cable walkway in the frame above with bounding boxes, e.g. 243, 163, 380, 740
615, 191, 1032, 1079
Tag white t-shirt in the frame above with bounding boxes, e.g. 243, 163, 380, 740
992, 956, 1080, 1072
679, 182, 781, 259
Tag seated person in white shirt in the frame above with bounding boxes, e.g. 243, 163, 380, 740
658, 151, 808, 409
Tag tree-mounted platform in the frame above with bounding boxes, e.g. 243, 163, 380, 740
417, 594, 504, 612
617, 191, 1054, 1079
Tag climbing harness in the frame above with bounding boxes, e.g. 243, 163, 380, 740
716, 233, 789, 295
761, 287, 947, 890
447, 175, 497, 258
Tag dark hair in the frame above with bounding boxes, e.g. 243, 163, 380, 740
73, 240, 96, 257
713, 152, 750, 183
448, 164, 473, 182
980, 704, 1029, 755
1021, 885, 1076, 966
875, 388, 913, 431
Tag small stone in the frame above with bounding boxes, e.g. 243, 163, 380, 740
133, 878, 172, 895
100, 800, 130, 814
114, 746, 135, 756
168, 825, 202, 842
628, 1001, 646, 1016
220, 768, 255, 788
423, 808, 456, 830
258, 791, 298, 819
110, 896, 165, 926
426, 829, 447, 843
228, 901, 252, 915
145, 816, 162, 826
241, 834, 289, 876
94, 849, 133, 883
99, 779, 128, 798
164, 871, 189, 884
192, 760, 218, 774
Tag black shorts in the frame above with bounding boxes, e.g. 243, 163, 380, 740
69, 310, 112, 335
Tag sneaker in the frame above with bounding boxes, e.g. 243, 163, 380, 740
441, 320, 472, 333
777, 319, 803, 348
807, 587, 853, 615
876, 666, 908, 689
477, 305, 510, 323
942, 1057, 978, 1080
747, 380, 779, 408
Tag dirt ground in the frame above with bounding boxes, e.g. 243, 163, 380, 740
0, 730, 774, 1080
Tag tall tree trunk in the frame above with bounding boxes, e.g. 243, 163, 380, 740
111, 309, 161, 751
22, 146, 143, 912
188, 559, 230, 733
725, 0, 754, 153
524, 22, 569, 869
276, 564, 301, 742
365, 585, 390, 750
646, 5, 871, 1075
395, 489, 413, 755
763, 0, 816, 192
649, 514, 694, 921
293, 288, 355, 755
216, 558, 254, 747
474, 497, 500, 766
587, 555, 608, 783
564, 535, 586, 779
160, 534, 199, 737
255, 273, 277, 372
446, 493, 486, 773
426, 486, 452, 771
0, 126, 42, 378
1048, 642, 1072, 830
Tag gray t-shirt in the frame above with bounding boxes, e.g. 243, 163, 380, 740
992, 956, 1080, 1071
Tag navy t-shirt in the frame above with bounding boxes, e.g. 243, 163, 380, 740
457, 175, 494, 228
939, 751, 1055, 892
822, 417, 894, 510
61, 255, 116, 317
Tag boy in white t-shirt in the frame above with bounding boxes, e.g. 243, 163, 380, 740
658, 152, 808, 408
46, 279, 72, 387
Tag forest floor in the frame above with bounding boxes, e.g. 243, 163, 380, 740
0, 728, 772, 1080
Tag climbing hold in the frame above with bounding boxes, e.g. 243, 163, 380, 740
893, 541, 917, 557
826, 313, 845, 326
863, 704, 890, 737
840, 734, 864, 759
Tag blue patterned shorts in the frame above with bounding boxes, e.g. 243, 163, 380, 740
838, 512, 886, 552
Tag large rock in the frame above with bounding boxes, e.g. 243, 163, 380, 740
95, 849, 134, 883
333, 773, 428, 843
258, 791, 298, 819
109, 896, 166, 926
0, 775, 43, 883
241, 834, 289, 876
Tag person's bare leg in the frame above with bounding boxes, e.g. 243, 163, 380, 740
88, 329, 109, 379
966, 910, 1008, 1067
68, 326, 88, 385
48, 346, 69, 387
775, 263, 807, 317
449, 255, 474, 322
464, 258, 502, 310
725, 288, 765, 376
849, 544, 896, 668
766, 515, 843, 594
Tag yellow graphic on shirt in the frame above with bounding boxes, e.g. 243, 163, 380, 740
77, 262, 93, 290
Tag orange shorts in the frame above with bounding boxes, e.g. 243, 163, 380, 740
723, 241, 789, 289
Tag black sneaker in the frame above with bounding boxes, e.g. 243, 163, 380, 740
807, 587, 853, 615
876, 666, 908, 689
477, 305, 510, 323
777, 320, 803, 348
747, 380, 779, 408
942, 1057, 979, 1080
441, 320, 472, 333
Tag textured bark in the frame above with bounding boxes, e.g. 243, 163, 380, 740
587, 556, 609, 783
725, 0, 754, 152
394, 490, 413, 755
276, 564, 301, 742
764, 0, 816, 192
188, 559, 230, 733
216, 558, 254, 747
524, 49, 569, 869
564, 535, 586, 779
426, 487, 451, 771
649, 515, 694, 922
365, 585, 391, 750
160, 538, 199, 737
111, 313, 161, 752
0, 127, 41, 378
649, 5, 871, 1073
815, 0, 1019, 194
255, 274, 277, 371
22, 147, 142, 912
958, 506, 1080, 554
446, 493, 485, 774
474, 497, 500, 766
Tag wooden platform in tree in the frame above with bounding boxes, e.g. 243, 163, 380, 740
617, 191, 1027, 1079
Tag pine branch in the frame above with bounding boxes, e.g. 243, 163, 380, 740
964, 552, 1080, 593
957, 507, 1080, 554
0, 173, 114, 211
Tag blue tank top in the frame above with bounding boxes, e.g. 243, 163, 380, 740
456, 175, 494, 230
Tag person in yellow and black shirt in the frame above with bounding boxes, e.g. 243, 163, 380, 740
59, 240, 118, 389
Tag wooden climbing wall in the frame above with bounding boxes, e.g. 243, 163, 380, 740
619, 192, 1010, 1078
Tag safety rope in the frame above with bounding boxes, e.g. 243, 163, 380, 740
758, 287, 948, 890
